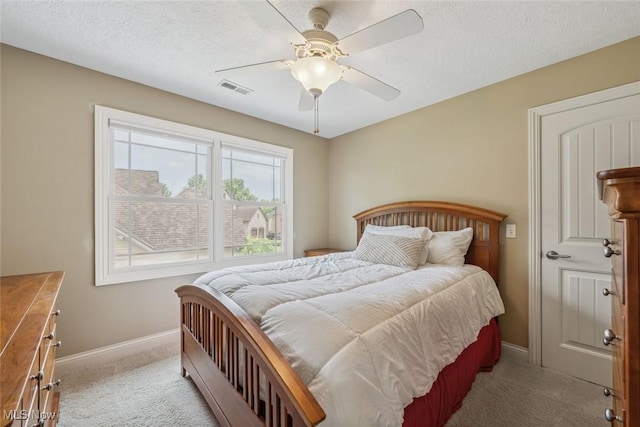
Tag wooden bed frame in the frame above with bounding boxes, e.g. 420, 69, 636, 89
175, 201, 507, 427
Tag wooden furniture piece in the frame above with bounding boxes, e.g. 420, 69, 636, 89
303, 248, 346, 257
597, 167, 640, 426
175, 201, 506, 427
1, 272, 63, 427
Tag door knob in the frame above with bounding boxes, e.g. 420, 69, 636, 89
604, 408, 623, 422
545, 250, 571, 260
604, 246, 620, 257
602, 238, 615, 247
603, 328, 620, 346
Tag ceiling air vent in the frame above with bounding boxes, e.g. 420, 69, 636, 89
218, 80, 253, 95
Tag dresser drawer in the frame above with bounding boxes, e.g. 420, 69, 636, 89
24, 364, 41, 427
40, 343, 54, 416
611, 308, 625, 400
611, 220, 625, 305
39, 308, 61, 425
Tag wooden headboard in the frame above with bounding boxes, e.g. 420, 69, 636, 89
353, 201, 507, 283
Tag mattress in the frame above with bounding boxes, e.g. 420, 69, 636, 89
195, 252, 505, 426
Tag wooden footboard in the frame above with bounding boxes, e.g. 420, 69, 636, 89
175, 283, 325, 427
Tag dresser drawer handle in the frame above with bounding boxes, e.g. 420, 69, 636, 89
42, 379, 61, 391
602, 238, 615, 247
52, 309, 61, 316
53, 340, 62, 348
43, 332, 55, 340
603, 329, 621, 346
604, 246, 620, 258
603, 387, 614, 397
602, 288, 616, 297
605, 408, 623, 422
30, 370, 44, 381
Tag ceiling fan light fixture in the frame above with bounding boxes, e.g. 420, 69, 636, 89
290, 56, 343, 96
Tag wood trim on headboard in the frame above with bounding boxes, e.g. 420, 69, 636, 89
353, 201, 507, 283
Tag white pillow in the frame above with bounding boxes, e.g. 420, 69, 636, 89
426, 227, 474, 266
354, 232, 426, 269
364, 224, 411, 233
363, 225, 433, 265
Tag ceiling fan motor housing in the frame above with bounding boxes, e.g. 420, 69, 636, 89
295, 7, 346, 61
308, 7, 330, 30
297, 29, 345, 61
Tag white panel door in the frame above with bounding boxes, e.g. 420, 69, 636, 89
540, 93, 640, 385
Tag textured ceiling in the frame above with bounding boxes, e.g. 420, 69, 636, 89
2, 1, 639, 138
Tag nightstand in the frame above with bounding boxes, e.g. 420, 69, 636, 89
304, 248, 347, 257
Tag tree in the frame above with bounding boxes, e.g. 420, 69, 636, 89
237, 237, 279, 255
186, 174, 207, 190
224, 178, 257, 201
260, 200, 280, 217
185, 175, 258, 200
160, 182, 172, 197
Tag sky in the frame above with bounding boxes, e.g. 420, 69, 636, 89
113, 129, 282, 201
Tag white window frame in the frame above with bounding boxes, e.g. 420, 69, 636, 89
95, 106, 293, 286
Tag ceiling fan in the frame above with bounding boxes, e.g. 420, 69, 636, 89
215, 2, 424, 134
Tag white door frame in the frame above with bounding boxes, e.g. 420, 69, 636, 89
528, 80, 640, 365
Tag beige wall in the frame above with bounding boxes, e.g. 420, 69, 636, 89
3, 36, 639, 357
328, 36, 640, 348
0, 45, 330, 357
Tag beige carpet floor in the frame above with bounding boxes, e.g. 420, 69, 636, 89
58, 347, 607, 426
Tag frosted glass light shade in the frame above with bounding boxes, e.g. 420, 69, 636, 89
290, 57, 343, 96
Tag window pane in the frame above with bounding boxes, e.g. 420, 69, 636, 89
114, 200, 209, 268
114, 141, 129, 169
111, 127, 210, 198
114, 199, 131, 268
222, 147, 283, 202
113, 129, 130, 143
129, 142, 197, 198
223, 204, 282, 257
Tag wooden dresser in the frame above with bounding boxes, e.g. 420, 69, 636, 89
1, 272, 63, 427
597, 167, 640, 426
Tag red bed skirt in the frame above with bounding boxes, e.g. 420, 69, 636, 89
402, 318, 501, 427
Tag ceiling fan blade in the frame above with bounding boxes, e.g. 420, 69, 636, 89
341, 66, 400, 101
215, 59, 292, 78
242, 1, 307, 45
298, 88, 314, 111
337, 9, 424, 55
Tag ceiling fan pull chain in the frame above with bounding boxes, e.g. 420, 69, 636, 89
314, 95, 319, 134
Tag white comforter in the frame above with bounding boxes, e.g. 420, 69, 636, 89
195, 252, 505, 427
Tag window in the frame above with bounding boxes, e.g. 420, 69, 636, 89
95, 106, 293, 285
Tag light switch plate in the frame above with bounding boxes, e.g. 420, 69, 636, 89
506, 224, 517, 238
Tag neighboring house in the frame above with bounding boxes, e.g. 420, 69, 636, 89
265, 209, 282, 239
235, 206, 267, 239
114, 169, 269, 256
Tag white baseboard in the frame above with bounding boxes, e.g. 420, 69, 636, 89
55, 330, 527, 374
501, 341, 529, 362
56, 328, 179, 373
